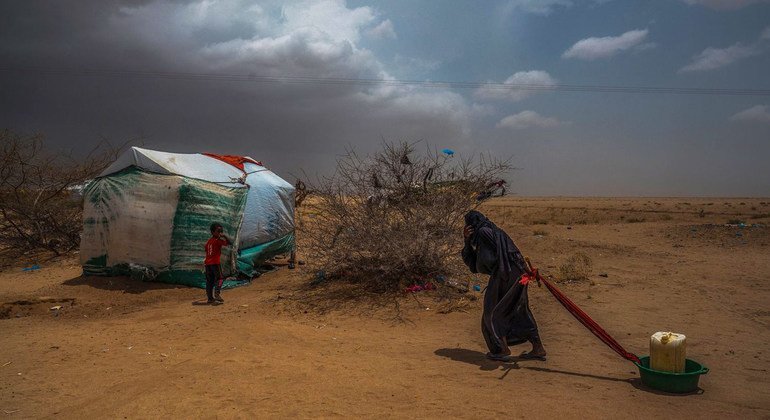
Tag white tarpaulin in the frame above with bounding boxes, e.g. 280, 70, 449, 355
240, 162, 295, 249
100, 147, 246, 186
82, 147, 295, 285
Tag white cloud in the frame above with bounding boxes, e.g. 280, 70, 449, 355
679, 43, 760, 72
730, 105, 770, 123
181, 1, 273, 34
496, 111, 565, 129
200, 28, 383, 77
473, 70, 557, 102
358, 85, 479, 136
119, 0, 384, 78
366, 19, 396, 39
563, 29, 650, 60
679, 0, 770, 10
281, 0, 375, 44
107, 0, 477, 138
679, 26, 770, 73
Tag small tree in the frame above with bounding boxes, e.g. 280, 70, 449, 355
0, 130, 124, 255
301, 141, 511, 292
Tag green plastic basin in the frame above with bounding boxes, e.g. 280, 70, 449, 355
635, 356, 709, 393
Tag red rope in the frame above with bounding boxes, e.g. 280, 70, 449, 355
526, 261, 640, 364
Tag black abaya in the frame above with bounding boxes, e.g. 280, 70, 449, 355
462, 211, 540, 355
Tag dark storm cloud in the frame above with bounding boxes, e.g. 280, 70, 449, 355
2, 2, 158, 66
0, 1, 473, 178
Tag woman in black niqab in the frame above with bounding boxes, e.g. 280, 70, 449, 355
462, 210, 547, 361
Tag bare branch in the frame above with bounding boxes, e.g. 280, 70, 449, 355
0, 129, 131, 255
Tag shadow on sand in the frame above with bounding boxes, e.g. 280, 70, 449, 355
434, 347, 514, 372
435, 347, 630, 382
63, 275, 189, 294
434, 347, 702, 395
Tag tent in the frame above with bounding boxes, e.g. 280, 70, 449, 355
80, 147, 295, 288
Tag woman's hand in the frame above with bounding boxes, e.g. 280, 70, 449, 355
463, 225, 474, 241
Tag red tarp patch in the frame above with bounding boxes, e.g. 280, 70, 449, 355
203, 153, 262, 172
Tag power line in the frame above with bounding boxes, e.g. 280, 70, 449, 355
2, 66, 769, 97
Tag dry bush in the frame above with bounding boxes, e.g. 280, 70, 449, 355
0, 130, 125, 255
301, 141, 511, 293
557, 252, 593, 283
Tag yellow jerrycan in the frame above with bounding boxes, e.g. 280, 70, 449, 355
650, 331, 686, 373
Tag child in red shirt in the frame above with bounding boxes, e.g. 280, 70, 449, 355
204, 223, 232, 304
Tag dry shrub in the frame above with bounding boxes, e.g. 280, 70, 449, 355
557, 252, 593, 283
301, 141, 511, 292
0, 130, 125, 255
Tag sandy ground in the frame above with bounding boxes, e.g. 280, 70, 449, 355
1, 197, 769, 419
